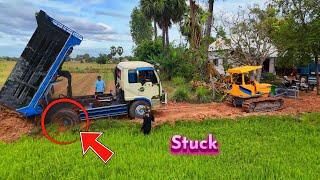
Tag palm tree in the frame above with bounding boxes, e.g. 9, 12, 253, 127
117, 46, 123, 56
141, 0, 186, 48
158, 0, 186, 48
140, 0, 163, 40
110, 46, 117, 57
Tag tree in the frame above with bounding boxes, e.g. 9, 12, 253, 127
204, 0, 214, 38
270, 0, 320, 94
130, 7, 153, 46
83, 53, 90, 62
134, 38, 163, 61
204, 0, 216, 100
140, 0, 162, 40
189, 0, 201, 51
219, 6, 278, 81
117, 46, 124, 56
156, 0, 186, 48
96, 54, 108, 64
110, 46, 117, 57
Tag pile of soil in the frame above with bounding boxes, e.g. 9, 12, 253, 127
0, 106, 34, 143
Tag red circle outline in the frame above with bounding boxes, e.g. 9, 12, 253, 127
40, 98, 90, 145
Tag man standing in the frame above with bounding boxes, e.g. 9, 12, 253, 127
95, 75, 105, 95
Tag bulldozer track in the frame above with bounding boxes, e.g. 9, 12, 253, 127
242, 97, 284, 113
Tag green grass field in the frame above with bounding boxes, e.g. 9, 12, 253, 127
62, 62, 116, 81
0, 60, 16, 85
0, 114, 319, 179
0, 61, 115, 86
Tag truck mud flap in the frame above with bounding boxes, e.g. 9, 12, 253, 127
0, 11, 69, 110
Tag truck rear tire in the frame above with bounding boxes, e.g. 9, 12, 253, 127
48, 108, 80, 127
129, 101, 150, 119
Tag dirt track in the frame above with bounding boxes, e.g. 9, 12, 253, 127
154, 91, 320, 124
54, 73, 115, 96
1, 82, 320, 142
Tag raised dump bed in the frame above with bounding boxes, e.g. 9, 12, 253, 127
0, 10, 82, 116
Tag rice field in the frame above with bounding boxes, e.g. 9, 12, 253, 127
0, 60, 16, 85
0, 114, 319, 179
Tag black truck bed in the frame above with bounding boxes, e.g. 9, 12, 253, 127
0, 11, 69, 110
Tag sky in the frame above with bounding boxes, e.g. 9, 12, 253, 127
0, 0, 268, 57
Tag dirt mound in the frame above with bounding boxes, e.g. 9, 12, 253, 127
154, 91, 320, 124
0, 106, 34, 143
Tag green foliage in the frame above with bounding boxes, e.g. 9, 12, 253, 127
0, 56, 18, 61
172, 86, 190, 102
134, 39, 196, 81
219, 6, 279, 68
117, 46, 124, 56
180, 4, 206, 42
96, 54, 109, 64
1, 115, 320, 178
151, 46, 196, 81
261, 72, 277, 84
0, 61, 16, 85
195, 86, 212, 103
172, 76, 185, 86
141, 0, 186, 47
140, 0, 162, 40
130, 7, 153, 46
270, 0, 320, 67
133, 38, 163, 61
110, 46, 117, 57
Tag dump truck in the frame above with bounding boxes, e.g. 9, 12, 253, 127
227, 66, 284, 112
0, 11, 166, 126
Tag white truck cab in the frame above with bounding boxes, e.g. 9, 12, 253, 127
115, 61, 167, 118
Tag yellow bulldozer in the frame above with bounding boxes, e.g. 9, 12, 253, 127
226, 66, 284, 112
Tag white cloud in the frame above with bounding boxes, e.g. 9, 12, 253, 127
0, 0, 132, 57
95, 10, 130, 19
25, 0, 82, 14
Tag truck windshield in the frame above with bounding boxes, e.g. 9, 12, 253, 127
138, 70, 158, 84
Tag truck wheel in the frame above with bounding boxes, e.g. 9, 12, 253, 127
129, 101, 150, 119
49, 109, 80, 127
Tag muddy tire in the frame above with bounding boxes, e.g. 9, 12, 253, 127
129, 101, 150, 119
49, 109, 80, 127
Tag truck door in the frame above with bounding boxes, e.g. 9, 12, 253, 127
136, 69, 160, 98
126, 69, 140, 98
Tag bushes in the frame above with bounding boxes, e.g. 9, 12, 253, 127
172, 77, 185, 86
133, 38, 163, 62
133, 39, 196, 81
261, 72, 277, 84
172, 83, 214, 103
172, 86, 190, 102
195, 86, 212, 103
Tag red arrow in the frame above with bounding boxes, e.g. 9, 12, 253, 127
80, 132, 114, 163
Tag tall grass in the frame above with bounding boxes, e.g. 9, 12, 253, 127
0, 114, 319, 179
62, 62, 116, 73
0, 60, 16, 85
0, 61, 116, 86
